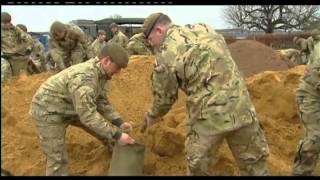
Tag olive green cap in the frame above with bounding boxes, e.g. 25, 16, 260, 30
1, 12, 11, 23
97, 29, 106, 35
143, 12, 163, 38
109, 23, 118, 28
101, 43, 129, 68
16, 24, 27, 32
50, 21, 66, 34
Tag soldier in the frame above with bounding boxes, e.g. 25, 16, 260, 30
48, 21, 94, 72
1, 12, 34, 77
30, 43, 135, 176
293, 32, 320, 176
126, 32, 154, 56
91, 30, 108, 56
108, 23, 129, 48
16, 24, 46, 74
278, 48, 302, 68
293, 36, 314, 65
142, 13, 270, 176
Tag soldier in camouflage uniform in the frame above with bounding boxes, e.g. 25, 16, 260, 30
90, 30, 108, 56
293, 36, 314, 65
16, 24, 47, 74
278, 48, 303, 68
126, 32, 154, 56
48, 21, 94, 72
30, 43, 135, 176
1, 12, 34, 77
293, 32, 320, 176
108, 23, 129, 48
142, 13, 270, 176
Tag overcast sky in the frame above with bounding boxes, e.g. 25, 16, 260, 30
1, 5, 231, 32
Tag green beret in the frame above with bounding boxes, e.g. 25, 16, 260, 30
16, 24, 27, 32
50, 21, 66, 34
109, 23, 118, 28
103, 43, 129, 68
143, 12, 163, 38
1, 12, 11, 23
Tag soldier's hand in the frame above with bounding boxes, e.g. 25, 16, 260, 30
117, 133, 135, 146
120, 122, 133, 133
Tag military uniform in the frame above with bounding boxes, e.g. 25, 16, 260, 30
1, 25, 34, 76
294, 36, 314, 65
278, 48, 305, 68
148, 23, 269, 175
90, 38, 107, 56
1, 57, 12, 84
126, 33, 154, 56
30, 56, 126, 175
49, 23, 94, 71
109, 30, 129, 48
27, 38, 46, 74
293, 34, 320, 176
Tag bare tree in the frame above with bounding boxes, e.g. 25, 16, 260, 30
223, 5, 320, 33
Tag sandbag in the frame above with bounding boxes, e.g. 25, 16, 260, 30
108, 143, 145, 176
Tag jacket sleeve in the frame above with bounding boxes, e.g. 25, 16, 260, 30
148, 52, 179, 118
68, 74, 122, 140
96, 82, 124, 127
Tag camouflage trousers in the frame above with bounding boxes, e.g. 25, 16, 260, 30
293, 94, 320, 176
185, 121, 269, 176
49, 47, 85, 72
6, 56, 29, 76
31, 104, 114, 176
1, 58, 12, 84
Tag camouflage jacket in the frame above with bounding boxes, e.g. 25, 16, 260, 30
148, 24, 257, 135
109, 30, 129, 48
31, 57, 123, 140
31, 38, 45, 60
1, 25, 34, 55
90, 39, 107, 56
126, 33, 154, 56
297, 35, 320, 96
49, 24, 92, 55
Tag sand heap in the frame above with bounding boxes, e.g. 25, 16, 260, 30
228, 40, 289, 77
2, 55, 309, 176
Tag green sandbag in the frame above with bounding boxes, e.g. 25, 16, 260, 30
108, 143, 145, 176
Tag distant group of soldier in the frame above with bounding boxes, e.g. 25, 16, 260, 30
1, 12, 154, 84
1, 11, 319, 176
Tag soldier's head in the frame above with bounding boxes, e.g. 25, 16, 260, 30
97, 29, 107, 42
1, 12, 12, 29
16, 24, 28, 32
50, 21, 67, 40
143, 12, 172, 49
109, 23, 119, 34
98, 43, 129, 79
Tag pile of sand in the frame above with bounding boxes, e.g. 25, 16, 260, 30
2, 55, 307, 176
228, 40, 289, 77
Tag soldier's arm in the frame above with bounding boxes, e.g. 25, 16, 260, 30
148, 53, 179, 118
16, 27, 34, 48
96, 84, 125, 127
68, 74, 122, 140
